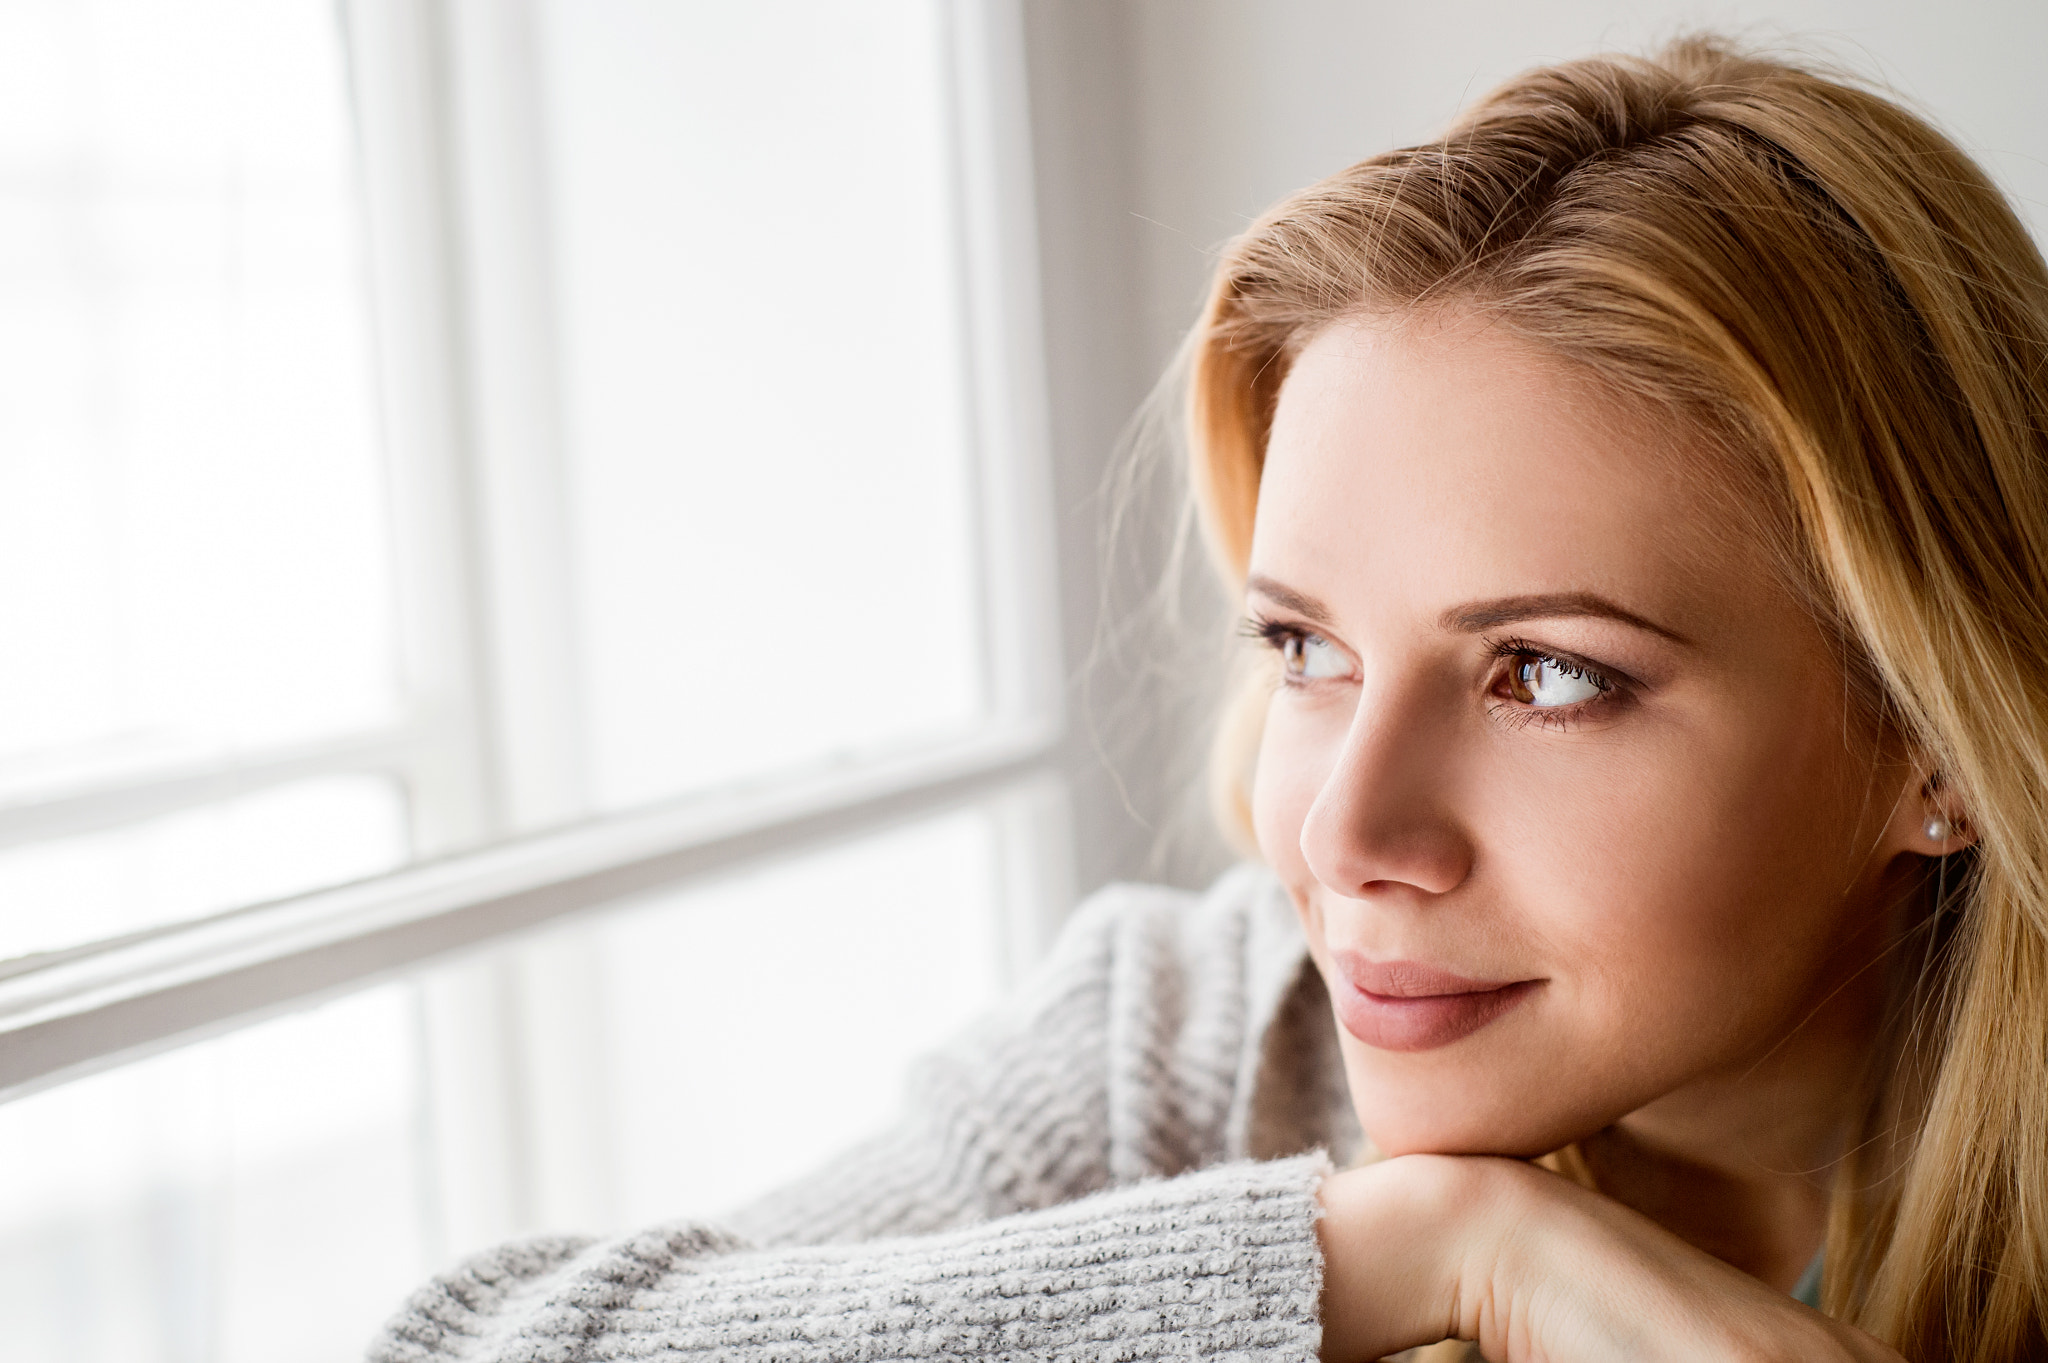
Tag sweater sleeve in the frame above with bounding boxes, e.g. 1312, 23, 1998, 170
366, 869, 1331, 1361
369, 1154, 1328, 1362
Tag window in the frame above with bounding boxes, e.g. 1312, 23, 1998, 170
0, 0, 407, 943
0, 1, 1070, 1357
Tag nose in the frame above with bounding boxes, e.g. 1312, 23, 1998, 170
1298, 680, 1475, 900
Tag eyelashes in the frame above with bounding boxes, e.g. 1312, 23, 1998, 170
1240, 614, 1292, 647
1482, 634, 1609, 680
1243, 615, 1628, 729
1243, 614, 1349, 683
1483, 639, 1620, 731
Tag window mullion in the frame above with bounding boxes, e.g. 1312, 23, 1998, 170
432, 0, 608, 1241
348, 0, 529, 1261
444, 0, 591, 836
949, 0, 1066, 741
346, 0, 501, 858
946, 0, 1076, 970
0, 728, 1055, 1107
0, 726, 422, 852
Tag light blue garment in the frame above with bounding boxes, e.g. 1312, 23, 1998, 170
1791, 1252, 1824, 1309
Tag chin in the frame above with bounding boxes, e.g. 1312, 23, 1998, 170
1364, 1120, 1561, 1160
1361, 1111, 1546, 1159
1345, 1062, 1604, 1159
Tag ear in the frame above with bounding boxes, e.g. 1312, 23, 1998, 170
1877, 758, 1977, 859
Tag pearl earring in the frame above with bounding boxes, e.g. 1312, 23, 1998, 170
1926, 815, 1953, 843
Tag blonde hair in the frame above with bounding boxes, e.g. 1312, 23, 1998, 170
1184, 37, 2048, 1361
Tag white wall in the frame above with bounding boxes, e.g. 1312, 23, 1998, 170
1019, 1, 2048, 894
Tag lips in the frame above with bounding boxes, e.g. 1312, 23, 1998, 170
1329, 951, 1540, 1052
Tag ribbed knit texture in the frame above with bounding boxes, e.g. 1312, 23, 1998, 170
368, 866, 1365, 1362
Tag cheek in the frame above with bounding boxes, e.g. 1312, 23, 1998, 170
1490, 758, 1741, 1025
1489, 706, 1874, 1056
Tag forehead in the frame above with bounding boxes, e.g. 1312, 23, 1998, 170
1249, 313, 1748, 626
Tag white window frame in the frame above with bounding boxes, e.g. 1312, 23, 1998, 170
0, 0, 1072, 1123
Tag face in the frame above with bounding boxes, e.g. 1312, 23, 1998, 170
1248, 312, 1928, 1158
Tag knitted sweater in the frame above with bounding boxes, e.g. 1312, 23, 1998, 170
367, 864, 1375, 1362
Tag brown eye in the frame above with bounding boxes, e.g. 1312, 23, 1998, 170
1507, 653, 1607, 708
1279, 632, 1345, 680
1509, 657, 1538, 703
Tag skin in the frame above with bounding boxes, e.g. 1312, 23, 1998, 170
1246, 312, 1964, 1361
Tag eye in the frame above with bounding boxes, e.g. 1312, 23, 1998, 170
1280, 632, 1348, 681
1506, 652, 1608, 707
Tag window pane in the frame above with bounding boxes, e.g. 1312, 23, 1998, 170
535, 0, 985, 811
0, 775, 408, 960
0, 984, 429, 1363
588, 808, 1003, 1224
0, 0, 397, 777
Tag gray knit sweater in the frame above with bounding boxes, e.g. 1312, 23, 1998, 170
367, 865, 1373, 1361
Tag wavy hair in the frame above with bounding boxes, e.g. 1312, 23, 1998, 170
1184, 36, 2048, 1361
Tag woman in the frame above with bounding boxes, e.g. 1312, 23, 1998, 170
370, 37, 2048, 1362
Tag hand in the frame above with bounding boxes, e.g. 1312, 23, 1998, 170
1315, 1155, 1908, 1363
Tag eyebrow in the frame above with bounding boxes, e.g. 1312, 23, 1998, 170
1245, 574, 1691, 646
1244, 574, 1335, 626
1441, 592, 1691, 645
